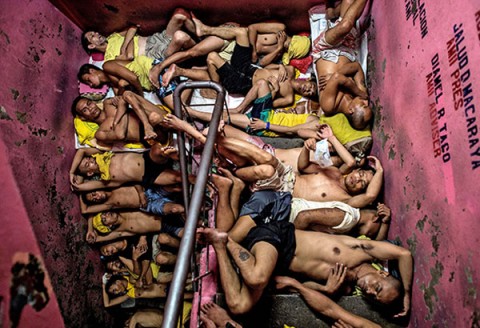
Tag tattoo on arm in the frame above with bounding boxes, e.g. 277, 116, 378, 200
239, 250, 251, 262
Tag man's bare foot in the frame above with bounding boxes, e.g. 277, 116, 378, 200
161, 64, 177, 87
197, 227, 228, 248
200, 312, 216, 328
162, 113, 190, 131
163, 202, 185, 215
274, 276, 301, 290
210, 173, 233, 191
201, 302, 238, 328
144, 125, 158, 142
149, 65, 162, 89
191, 12, 207, 37
218, 167, 245, 191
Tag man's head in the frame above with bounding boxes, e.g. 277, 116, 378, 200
347, 97, 373, 130
72, 96, 101, 121
106, 259, 124, 273
344, 167, 375, 194
295, 79, 318, 99
101, 211, 120, 229
105, 275, 127, 296
100, 240, 126, 256
82, 190, 108, 204
357, 269, 402, 305
77, 64, 103, 88
81, 31, 107, 54
77, 156, 99, 177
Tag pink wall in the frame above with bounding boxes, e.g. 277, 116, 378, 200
1, 0, 479, 327
0, 0, 109, 326
369, 0, 480, 326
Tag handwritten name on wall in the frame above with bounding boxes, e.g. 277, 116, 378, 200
405, 0, 429, 39
425, 11, 480, 170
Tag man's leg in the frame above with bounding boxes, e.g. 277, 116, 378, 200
211, 174, 235, 232
162, 65, 211, 86
192, 16, 249, 47
165, 8, 195, 37
200, 228, 263, 314
230, 79, 272, 114
324, 0, 367, 46
216, 136, 279, 183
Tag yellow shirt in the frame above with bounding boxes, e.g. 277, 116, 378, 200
105, 33, 140, 62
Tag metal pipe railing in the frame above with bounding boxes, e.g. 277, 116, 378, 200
162, 81, 225, 328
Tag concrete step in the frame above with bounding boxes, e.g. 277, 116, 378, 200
216, 292, 408, 328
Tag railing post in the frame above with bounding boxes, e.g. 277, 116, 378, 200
162, 81, 225, 328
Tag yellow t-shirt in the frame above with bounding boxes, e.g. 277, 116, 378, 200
105, 33, 140, 62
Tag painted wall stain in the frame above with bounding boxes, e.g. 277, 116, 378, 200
104, 3, 119, 13
400, 153, 404, 168
14, 139, 27, 147
11, 89, 20, 100
55, 48, 62, 56
15, 112, 28, 124
0, 29, 11, 44
388, 144, 396, 159
416, 200, 422, 210
470, 309, 480, 327
0, 106, 13, 121
29, 126, 48, 137
407, 232, 418, 257
416, 215, 427, 232
448, 271, 455, 283
420, 260, 444, 320
430, 234, 439, 254
381, 58, 386, 73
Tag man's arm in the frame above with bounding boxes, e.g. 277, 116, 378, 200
344, 156, 383, 208
355, 238, 413, 317
79, 196, 113, 215
247, 22, 286, 63
103, 61, 144, 96
73, 179, 124, 192
118, 26, 138, 60
95, 230, 136, 243
319, 124, 356, 170
258, 31, 287, 67
276, 276, 381, 328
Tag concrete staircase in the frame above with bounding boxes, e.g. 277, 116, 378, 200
217, 292, 408, 328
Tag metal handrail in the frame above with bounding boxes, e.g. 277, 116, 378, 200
162, 81, 225, 328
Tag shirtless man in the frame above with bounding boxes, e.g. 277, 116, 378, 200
312, 0, 373, 130
291, 201, 391, 240
162, 115, 381, 208
69, 147, 183, 192
79, 185, 184, 216
181, 17, 312, 109
72, 93, 172, 146
199, 226, 411, 318
87, 210, 165, 243
82, 8, 196, 62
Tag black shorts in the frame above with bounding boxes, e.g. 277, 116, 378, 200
242, 220, 296, 274
239, 190, 292, 225
141, 152, 171, 187
217, 44, 257, 95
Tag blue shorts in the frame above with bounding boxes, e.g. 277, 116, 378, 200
239, 190, 292, 225
140, 186, 174, 216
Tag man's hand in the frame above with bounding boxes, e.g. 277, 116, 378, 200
276, 31, 287, 50
277, 65, 288, 83
318, 74, 332, 91
394, 293, 411, 318
138, 192, 148, 208
267, 76, 280, 95
132, 245, 147, 261
324, 263, 347, 294
304, 138, 317, 151
377, 203, 391, 223
367, 155, 383, 173
86, 230, 97, 244
248, 118, 267, 131
332, 320, 354, 328
317, 124, 333, 139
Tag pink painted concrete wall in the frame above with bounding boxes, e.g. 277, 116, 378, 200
1, 0, 479, 327
369, 0, 480, 326
0, 0, 110, 326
